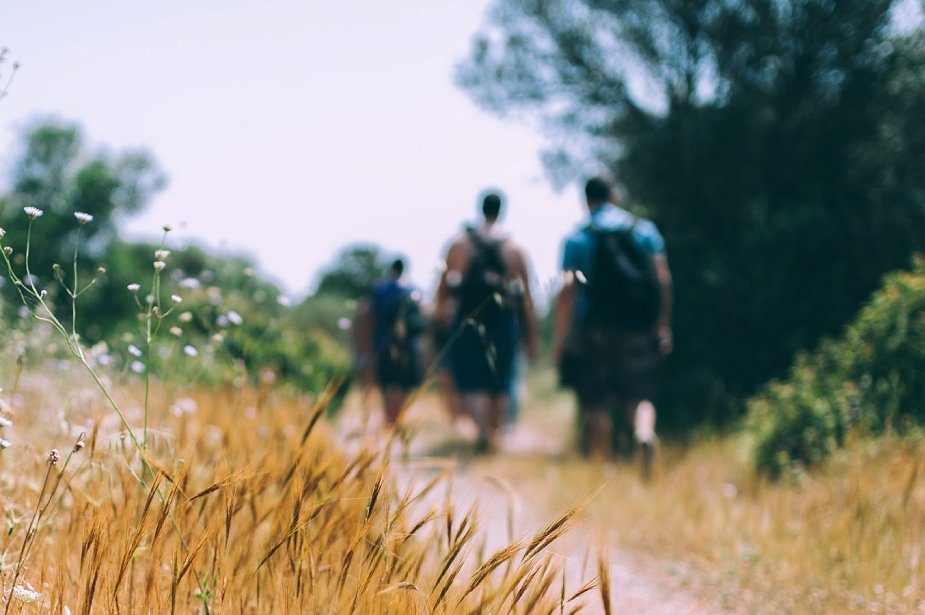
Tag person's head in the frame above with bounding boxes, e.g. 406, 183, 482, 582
389, 258, 405, 279
584, 176, 614, 209
480, 190, 504, 224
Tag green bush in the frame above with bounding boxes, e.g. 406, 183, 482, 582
747, 256, 925, 477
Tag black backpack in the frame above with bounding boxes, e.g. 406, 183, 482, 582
457, 228, 508, 324
583, 221, 661, 331
376, 286, 425, 385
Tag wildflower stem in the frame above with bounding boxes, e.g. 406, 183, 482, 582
71, 224, 82, 341
3, 462, 53, 615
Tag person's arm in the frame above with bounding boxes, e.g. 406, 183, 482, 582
653, 253, 673, 356
510, 246, 539, 361
553, 237, 581, 363
553, 272, 576, 364
435, 238, 465, 327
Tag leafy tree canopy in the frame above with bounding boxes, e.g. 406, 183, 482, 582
459, 0, 925, 429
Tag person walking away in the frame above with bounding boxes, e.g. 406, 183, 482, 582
363, 258, 425, 426
436, 191, 538, 452
554, 177, 673, 473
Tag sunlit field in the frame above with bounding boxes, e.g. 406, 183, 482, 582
3, 355, 923, 613
0, 365, 613, 613
399, 371, 925, 615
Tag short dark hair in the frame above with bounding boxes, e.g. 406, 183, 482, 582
481, 191, 503, 221
389, 258, 405, 277
584, 177, 612, 205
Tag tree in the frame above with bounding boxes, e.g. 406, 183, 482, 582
314, 244, 392, 299
459, 1, 925, 430
0, 121, 164, 272
0, 120, 165, 338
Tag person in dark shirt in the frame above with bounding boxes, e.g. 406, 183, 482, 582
359, 258, 424, 425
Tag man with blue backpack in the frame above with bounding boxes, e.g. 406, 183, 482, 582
554, 177, 673, 472
363, 258, 425, 426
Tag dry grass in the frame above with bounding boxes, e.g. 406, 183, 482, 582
0, 369, 601, 613
460, 372, 925, 614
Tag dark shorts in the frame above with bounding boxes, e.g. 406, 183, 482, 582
431, 323, 454, 372
375, 342, 422, 391
449, 313, 519, 395
561, 326, 660, 410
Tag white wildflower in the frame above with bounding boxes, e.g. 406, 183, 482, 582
130, 360, 145, 374
10, 585, 41, 604
226, 310, 243, 326
128, 344, 143, 357
179, 277, 201, 289
169, 326, 182, 337
47, 449, 60, 465
127, 283, 140, 293
74, 211, 94, 224
183, 345, 198, 357
23, 206, 43, 220
337, 317, 352, 331
171, 397, 198, 416
153, 261, 166, 272
216, 314, 229, 327
178, 311, 193, 323
155, 249, 171, 260
0, 438, 10, 449
211, 333, 224, 343
0, 416, 12, 428
0, 227, 5, 239
170, 294, 182, 304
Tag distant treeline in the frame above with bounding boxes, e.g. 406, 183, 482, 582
0, 121, 357, 400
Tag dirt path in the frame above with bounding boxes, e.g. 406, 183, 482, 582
337, 391, 732, 614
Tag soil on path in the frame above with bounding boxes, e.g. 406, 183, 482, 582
337, 391, 734, 614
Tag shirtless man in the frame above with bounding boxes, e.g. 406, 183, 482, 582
435, 191, 538, 452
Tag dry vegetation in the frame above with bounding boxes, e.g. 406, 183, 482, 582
0, 370, 604, 613
456, 374, 925, 614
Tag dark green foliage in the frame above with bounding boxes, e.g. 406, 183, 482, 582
748, 257, 925, 477
0, 121, 353, 400
314, 244, 391, 298
0, 120, 165, 265
458, 1, 925, 432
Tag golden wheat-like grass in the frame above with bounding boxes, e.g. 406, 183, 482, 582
0, 373, 599, 614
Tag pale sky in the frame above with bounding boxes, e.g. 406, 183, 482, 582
1, 0, 588, 302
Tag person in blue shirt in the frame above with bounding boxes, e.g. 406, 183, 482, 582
357, 258, 424, 426
554, 177, 673, 470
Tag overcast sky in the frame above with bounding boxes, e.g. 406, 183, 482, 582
1, 0, 592, 302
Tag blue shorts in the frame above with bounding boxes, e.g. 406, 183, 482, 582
449, 312, 519, 395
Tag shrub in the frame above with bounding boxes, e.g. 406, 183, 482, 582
747, 256, 925, 477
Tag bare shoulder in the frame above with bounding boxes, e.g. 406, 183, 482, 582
445, 232, 472, 268
501, 238, 528, 273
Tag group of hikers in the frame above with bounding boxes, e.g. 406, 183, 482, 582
351, 176, 673, 465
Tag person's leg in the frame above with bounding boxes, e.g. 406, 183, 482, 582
582, 408, 612, 458
383, 387, 406, 426
576, 367, 613, 458
504, 352, 523, 427
623, 398, 658, 477
461, 393, 493, 451
438, 370, 463, 422
486, 394, 509, 448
